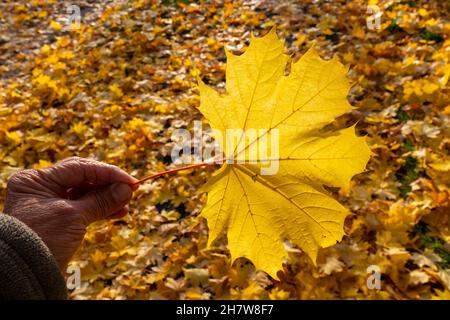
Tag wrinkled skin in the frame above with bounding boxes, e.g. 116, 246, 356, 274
3, 157, 138, 269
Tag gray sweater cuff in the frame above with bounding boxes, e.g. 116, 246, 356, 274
0, 214, 67, 300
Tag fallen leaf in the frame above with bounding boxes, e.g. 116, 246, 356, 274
198, 29, 370, 278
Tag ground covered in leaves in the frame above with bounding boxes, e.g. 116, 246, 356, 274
0, 0, 449, 299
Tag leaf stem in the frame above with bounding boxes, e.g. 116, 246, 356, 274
132, 160, 223, 186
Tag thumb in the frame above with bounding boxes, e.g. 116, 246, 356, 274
76, 183, 133, 224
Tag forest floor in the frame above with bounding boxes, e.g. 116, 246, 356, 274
0, 0, 449, 299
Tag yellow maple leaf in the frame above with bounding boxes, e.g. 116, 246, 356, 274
4, 130, 22, 145
269, 287, 291, 300
50, 20, 62, 32
71, 121, 89, 137
109, 83, 124, 98
33, 159, 53, 169
197, 29, 370, 278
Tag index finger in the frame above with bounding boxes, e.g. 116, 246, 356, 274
42, 157, 138, 188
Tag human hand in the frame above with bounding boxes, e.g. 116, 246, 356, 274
3, 157, 138, 269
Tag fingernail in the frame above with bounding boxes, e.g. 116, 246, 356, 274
111, 183, 132, 203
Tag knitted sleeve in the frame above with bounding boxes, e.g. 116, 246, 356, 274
0, 214, 67, 300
